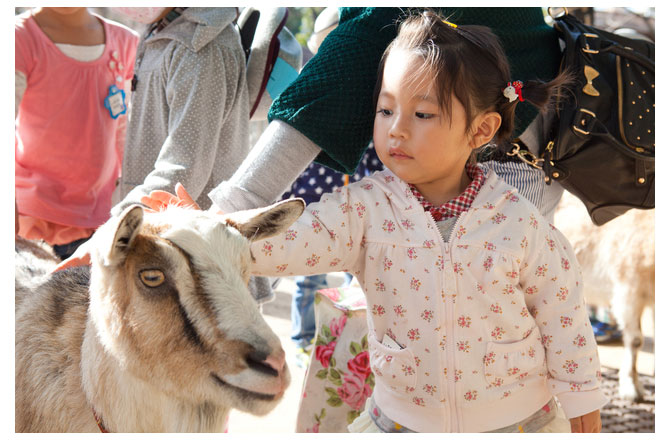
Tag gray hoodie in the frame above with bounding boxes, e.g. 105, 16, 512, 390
114, 7, 249, 214
114, 8, 273, 303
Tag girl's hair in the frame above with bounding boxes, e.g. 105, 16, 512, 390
373, 10, 572, 144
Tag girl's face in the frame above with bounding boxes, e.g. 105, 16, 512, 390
374, 50, 475, 202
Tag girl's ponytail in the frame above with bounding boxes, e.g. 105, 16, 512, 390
380, 11, 574, 148
496, 70, 574, 143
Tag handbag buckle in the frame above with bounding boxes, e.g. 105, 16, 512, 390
506, 143, 544, 169
582, 32, 600, 54
573, 108, 596, 135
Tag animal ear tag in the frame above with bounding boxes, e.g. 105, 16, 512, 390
104, 85, 127, 119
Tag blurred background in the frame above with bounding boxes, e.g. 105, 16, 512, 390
14, 7, 329, 54
14, 7, 656, 47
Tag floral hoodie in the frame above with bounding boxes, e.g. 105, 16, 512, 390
251, 168, 608, 432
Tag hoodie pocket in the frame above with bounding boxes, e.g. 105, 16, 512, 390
368, 335, 418, 394
483, 325, 545, 387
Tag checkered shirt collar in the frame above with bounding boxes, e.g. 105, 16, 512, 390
409, 163, 485, 221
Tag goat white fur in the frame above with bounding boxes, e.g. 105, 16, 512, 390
15, 200, 305, 432
554, 193, 654, 402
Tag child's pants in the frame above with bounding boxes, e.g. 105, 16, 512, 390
347, 397, 572, 433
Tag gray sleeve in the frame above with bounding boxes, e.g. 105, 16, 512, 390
115, 43, 244, 214
208, 120, 321, 212
15, 70, 26, 117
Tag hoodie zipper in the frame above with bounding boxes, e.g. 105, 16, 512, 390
426, 208, 463, 432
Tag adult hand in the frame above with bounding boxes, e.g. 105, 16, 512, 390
53, 241, 91, 272
140, 183, 201, 212
569, 409, 602, 433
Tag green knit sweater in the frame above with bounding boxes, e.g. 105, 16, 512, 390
269, 7, 561, 174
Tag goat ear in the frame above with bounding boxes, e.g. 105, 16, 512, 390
225, 198, 305, 242
101, 205, 144, 265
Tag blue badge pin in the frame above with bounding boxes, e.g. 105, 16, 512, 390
104, 85, 127, 119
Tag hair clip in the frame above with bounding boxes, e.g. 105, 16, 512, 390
442, 19, 458, 29
503, 80, 524, 102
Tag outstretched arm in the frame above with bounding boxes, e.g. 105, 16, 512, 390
249, 185, 366, 278
207, 121, 320, 212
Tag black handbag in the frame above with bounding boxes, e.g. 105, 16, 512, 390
540, 10, 654, 225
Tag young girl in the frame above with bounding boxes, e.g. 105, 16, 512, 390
109, 11, 608, 433
15, 7, 138, 259
255, 12, 606, 432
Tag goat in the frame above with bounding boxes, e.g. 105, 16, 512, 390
15, 236, 59, 310
15, 200, 305, 432
553, 193, 654, 402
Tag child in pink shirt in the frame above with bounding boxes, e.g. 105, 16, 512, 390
15, 7, 138, 258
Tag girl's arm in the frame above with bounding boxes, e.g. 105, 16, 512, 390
520, 223, 608, 421
250, 185, 366, 278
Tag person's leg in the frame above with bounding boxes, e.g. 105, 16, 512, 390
291, 274, 329, 349
589, 305, 622, 343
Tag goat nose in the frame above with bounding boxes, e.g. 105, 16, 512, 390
264, 349, 286, 373
246, 348, 285, 376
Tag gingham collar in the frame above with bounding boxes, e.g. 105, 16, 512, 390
408, 163, 485, 222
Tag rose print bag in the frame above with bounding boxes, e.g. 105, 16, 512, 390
296, 287, 371, 432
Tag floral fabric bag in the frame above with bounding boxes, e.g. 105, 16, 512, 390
295, 287, 372, 433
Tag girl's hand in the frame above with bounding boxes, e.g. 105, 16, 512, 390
140, 183, 201, 212
569, 409, 601, 433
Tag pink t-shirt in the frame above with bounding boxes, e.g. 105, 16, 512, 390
15, 11, 138, 233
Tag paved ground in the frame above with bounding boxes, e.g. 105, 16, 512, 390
227, 276, 655, 433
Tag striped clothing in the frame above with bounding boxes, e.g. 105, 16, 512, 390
407, 161, 563, 242
481, 160, 564, 222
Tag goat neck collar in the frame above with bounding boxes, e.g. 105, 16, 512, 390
92, 407, 109, 433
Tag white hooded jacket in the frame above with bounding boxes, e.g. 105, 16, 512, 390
251, 167, 608, 432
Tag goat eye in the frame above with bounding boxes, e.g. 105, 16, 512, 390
139, 269, 165, 287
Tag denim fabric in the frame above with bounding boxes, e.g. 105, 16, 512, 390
291, 273, 353, 348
